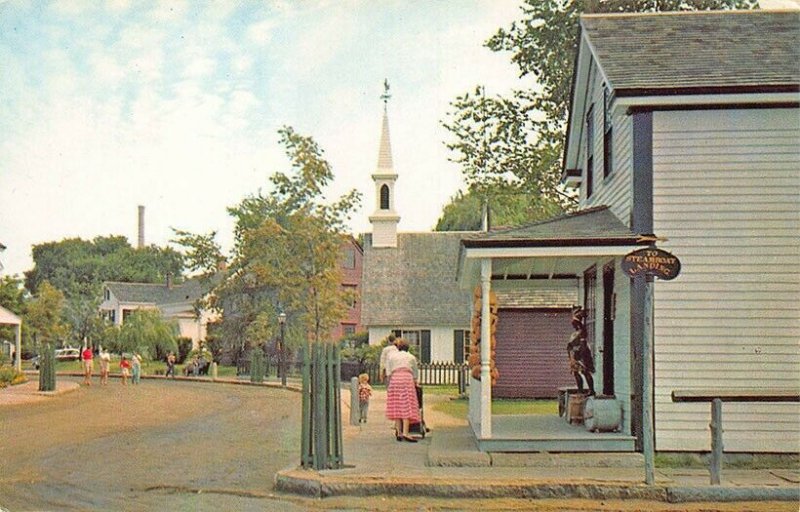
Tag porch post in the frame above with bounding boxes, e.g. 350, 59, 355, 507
15, 323, 22, 372
480, 258, 492, 438
642, 276, 655, 484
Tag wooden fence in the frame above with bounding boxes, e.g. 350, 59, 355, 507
239, 357, 468, 391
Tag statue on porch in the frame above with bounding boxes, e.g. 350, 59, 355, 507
567, 306, 595, 396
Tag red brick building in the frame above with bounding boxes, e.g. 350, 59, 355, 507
329, 235, 363, 341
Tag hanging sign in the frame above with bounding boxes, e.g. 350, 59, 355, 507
622, 248, 681, 280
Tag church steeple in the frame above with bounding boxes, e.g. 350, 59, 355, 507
369, 80, 400, 248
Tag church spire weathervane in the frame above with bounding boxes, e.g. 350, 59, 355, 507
380, 79, 391, 110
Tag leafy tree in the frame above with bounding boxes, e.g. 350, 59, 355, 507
24, 281, 70, 349
25, 236, 184, 295
215, 127, 361, 356
436, 188, 565, 231
439, 0, 757, 231
170, 229, 225, 277
23, 236, 184, 346
116, 309, 178, 360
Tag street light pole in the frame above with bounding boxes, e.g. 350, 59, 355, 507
278, 312, 287, 387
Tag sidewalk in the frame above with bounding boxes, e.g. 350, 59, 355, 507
275, 388, 800, 503
0, 377, 80, 405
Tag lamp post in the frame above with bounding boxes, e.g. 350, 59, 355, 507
278, 312, 287, 387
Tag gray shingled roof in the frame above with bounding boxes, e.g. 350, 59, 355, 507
581, 10, 800, 94
105, 279, 207, 306
361, 232, 474, 326
462, 206, 642, 247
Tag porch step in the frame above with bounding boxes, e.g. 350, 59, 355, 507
427, 426, 643, 468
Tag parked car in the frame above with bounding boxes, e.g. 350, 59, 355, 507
55, 347, 80, 361
27, 347, 81, 369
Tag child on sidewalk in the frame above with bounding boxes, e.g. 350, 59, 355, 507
120, 356, 131, 386
357, 373, 372, 423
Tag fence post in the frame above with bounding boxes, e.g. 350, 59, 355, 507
710, 398, 723, 485
330, 344, 343, 468
313, 343, 328, 469
300, 346, 312, 468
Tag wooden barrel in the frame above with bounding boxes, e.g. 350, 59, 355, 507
583, 396, 622, 432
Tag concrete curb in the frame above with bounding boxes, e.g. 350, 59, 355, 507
274, 468, 800, 502
666, 486, 800, 503
22, 371, 303, 393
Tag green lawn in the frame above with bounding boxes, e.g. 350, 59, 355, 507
432, 396, 558, 419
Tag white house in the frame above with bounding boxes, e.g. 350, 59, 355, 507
565, 9, 800, 454
99, 275, 217, 350
459, 9, 799, 454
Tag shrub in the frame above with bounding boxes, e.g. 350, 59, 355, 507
0, 365, 27, 388
177, 337, 193, 363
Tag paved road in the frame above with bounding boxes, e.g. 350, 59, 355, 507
1, 379, 794, 511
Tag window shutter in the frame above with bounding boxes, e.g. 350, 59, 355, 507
421, 330, 431, 363
453, 330, 464, 363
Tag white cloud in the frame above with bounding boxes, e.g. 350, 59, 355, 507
246, 18, 276, 46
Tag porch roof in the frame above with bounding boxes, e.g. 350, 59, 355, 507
458, 207, 651, 287
462, 206, 642, 249
0, 305, 21, 325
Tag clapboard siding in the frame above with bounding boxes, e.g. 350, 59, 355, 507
583, 63, 633, 225
651, 108, 800, 453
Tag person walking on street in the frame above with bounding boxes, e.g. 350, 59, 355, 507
131, 353, 142, 385
385, 338, 421, 443
99, 349, 111, 385
82, 346, 94, 386
120, 356, 131, 386
165, 352, 176, 378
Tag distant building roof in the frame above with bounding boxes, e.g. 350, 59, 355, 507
104, 278, 208, 306
581, 10, 800, 95
462, 206, 642, 248
361, 232, 474, 326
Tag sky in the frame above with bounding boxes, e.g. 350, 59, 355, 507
1, 0, 797, 278
0, 0, 534, 278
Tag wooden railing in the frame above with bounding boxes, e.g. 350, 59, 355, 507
672, 388, 800, 485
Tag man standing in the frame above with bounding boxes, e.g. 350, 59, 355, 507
82, 345, 94, 386
379, 333, 398, 384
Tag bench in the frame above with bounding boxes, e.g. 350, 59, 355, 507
671, 389, 800, 485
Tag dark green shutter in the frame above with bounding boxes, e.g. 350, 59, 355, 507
421, 330, 431, 363
453, 330, 464, 363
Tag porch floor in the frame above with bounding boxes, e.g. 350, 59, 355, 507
475, 414, 636, 453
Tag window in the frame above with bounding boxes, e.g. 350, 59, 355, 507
586, 105, 595, 199
393, 329, 431, 363
583, 267, 597, 349
342, 323, 356, 336
380, 184, 390, 210
453, 329, 471, 363
104, 288, 110, 301
342, 247, 356, 269
603, 87, 613, 178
